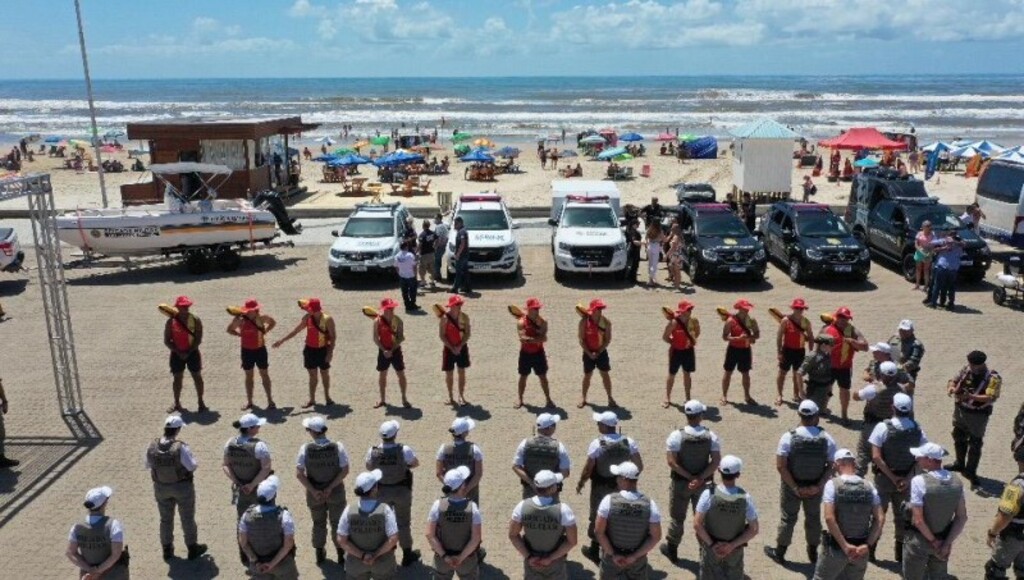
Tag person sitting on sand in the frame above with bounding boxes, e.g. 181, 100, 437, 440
660, 143, 667, 156
574, 163, 583, 177
841, 159, 854, 180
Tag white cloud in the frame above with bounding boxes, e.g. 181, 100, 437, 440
289, 0, 327, 17
338, 0, 455, 43
83, 16, 295, 58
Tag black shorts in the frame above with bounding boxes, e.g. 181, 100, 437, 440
442, 346, 471, 371
303, 346, 331, 370
669, 348, 696, 375
377, 347, 405, 372
518, 351, 548, 376
169, 350, 202, 375
778, 347, 805, 372
832, 367, 852, 390
723, 346, 752, 373
241, 346, 269, 371
582, 350, 611, 374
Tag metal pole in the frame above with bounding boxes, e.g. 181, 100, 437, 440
73, 0, 109, 208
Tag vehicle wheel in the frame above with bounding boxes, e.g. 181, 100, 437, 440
750, 271, 765, 283
330, 272, 344, 287
508, 260, 523, 280
184, 250, 210, 275
963, 270, 985, 285
215, 247, 241, 271
788, 257, 804, 283
994, 287, 1007, 305
554, 265, 565, 282
900, 254, 916, 282
687, 259, 704, 284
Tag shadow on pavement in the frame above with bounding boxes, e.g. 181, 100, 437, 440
167, 553, 221, 579
65, 255, 304, 286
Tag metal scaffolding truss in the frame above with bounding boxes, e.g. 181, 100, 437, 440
2, 173, 85, 415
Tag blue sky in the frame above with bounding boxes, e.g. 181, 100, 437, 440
3, 0, 1024, 78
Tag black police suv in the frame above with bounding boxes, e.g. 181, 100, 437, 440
673, 203, 767, 284
759, 202, 870, 283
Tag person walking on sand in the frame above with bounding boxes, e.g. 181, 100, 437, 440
163, 295, 207, 414
372, 298, 411, 409
776, 298, 815, 407
228, 299, 277, 411
439, 295, 472, 407
578, 299, 616, 409
721, 299, 760, 406
272, 298, 337, 408
663, 300, 700, 408
515, 298, 554, 409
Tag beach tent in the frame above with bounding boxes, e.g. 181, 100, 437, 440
684, 136, 718, 160
818, 127, 907, 150
952, 145, 985, 159
598, 129, 617, 146
730, 118, 800, 197
967, 140, 1003, 155
921, 141, 952, 153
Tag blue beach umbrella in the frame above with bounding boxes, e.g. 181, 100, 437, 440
597, 146, 628, 160
853, 157, 879, 168
460, 149, 495, 163
312, 154, 339, 162
619, 132, 644, 142
329, 154, 371, 167
44, 135, 62, 143
494, 146, 521, 158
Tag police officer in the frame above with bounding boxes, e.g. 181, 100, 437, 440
765, 400, 837, 566
224, 413, 273, 563
513, 413, 571, 500
336, 469, 400, 579
947, 350, 1002, 488
296, 415, 349, 565
694, 455, 760, 580
660, 399, 722, 564
146, 414, 206, 562
366, 420, 421, 567
238, 476, 299, 579
594, 461, 662, 578
576, 411, 642, 564
66, 485, 129, 580
800, 335, 836, 414
426, 466, 483, 579
437, 417, 483, 504
985, 451, 1024, 579
509, 470, 579, 579
869, 393, 927, 562
862, 342, 915, 388
887, 319, 925, 381
853, 361, 912, 476
815, 448, 884, 580
903, 443, 968, 580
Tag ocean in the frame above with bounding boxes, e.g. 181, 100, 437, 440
2, 75, 1023, 145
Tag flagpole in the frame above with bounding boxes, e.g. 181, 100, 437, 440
73, 0, 109, 208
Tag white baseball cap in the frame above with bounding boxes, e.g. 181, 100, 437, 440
898, 319, 914, 331
911, 443, 949, 460
164, 415, 185, 429
355, 469, 383, 493
536, 413, 561, 430
533, 470, 564, 489
609, 461, 640, 480
443, 466, 472, 490
302, 416, 327, 433
869, 342, 892, 354
84, 486, 113, 509
238, 413, 267, 429
798, 400, 820, 416
719, 455, 743, 475
683, 400, 707, 415
257, 475, 280, 501
450, 417, 476, 436
879, 361, 898, 376
833, 448, 856, 461
379, 420, 400, 438
593, 410, 619, 427
893, 393, 913, 412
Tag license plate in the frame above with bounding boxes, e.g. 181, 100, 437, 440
350, 265, 367, 272
961, 260, 973, 266
729, 266, 746, 273
574, 259, 599, 267
833, 265, 852, 272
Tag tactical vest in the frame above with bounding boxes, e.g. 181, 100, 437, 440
833, 477, 875, 540
226, 438, 262, 485
242, 505, 285, 561
864, 384, 901, 422
521, 500, 565, 555
522, 436, 560, 479
437, 498, 474, 554
1007, 475, 1024, 527
370, 444, 410, 486
304, 440, 342, 489
593, 437, 631, 481
441, 441, 476, 478
705, 487, 748, 542
922, 475, 962, 536
881, 421, 921, 476
147, 438, 192, 484
674, 429, 712, 479
607, 493, 652, 554
348, 502, 389, 552
787, 429, 829, 485
74, 517, 114, 566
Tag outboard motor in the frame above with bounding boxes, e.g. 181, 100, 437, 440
252, 190, 302, 235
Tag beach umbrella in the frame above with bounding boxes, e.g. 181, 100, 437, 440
315, 136, 335, 146
853, 157, 879, 168
452, 132, 472, 143
613, 153, 634, 162
329, 154, 371, 167
461, 149, 495, 163
921, 141, 951, 153
952, 145, 984, 159
968, 140, 1003, 155
619, 132, 644, 142
454, 144, 470, 156
678, 133, 697, 142
997, 150, 1024, 165
580, 135, 606, 145
559, 149, 578, 158
370, 136, 390, 146
312, 154, 339, 162
597, 146, 628, 160
332, 147, 357, 155
472, 138, 494, 148
494, 146, 520, 158
102, 129, 124, 139
44, 136, 62, 143
655, 132, 675, 141
352, 140, 369, 149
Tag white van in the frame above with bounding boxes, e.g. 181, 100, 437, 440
976, 160, 1024, 248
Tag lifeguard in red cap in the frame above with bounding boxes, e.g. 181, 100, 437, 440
163, 295, 207, 413
663, 300, 700, 408
721, 299, 759, 406
372, 297, 411, 409
578, 299, 616, 409
515, 297, 554, 409
775, 298, 814, 407
228, 299, 277, 411
273, 298, 337, 408
439, 294, 472, 406
823, 306, 868, 424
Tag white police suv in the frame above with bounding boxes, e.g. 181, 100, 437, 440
444, 193, 521, 280
328, 202, 412, 284
549, 186, 628, 281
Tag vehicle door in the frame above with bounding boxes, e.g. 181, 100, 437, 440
779, 213, 797, 260
679, 210, 696, 266
868, 200, 898, 259
763, 208, 785, 259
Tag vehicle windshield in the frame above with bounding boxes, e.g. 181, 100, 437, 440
696, 213, 750, 237
796, 212, 850, 237
341, 217, 393, 238
458, 209, 509, 231
562, 206, 617, 228
905, 208, 961, 230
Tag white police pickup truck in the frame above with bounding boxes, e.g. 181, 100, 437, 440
0, 227, 24, 273
444, 193, 521, 280
548, 181, 629, 281
328, 202, 412, 284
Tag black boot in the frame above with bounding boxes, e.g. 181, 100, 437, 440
162, 544, 174, 561
316, 547, 326, 565
240, 548, 248, 566
807, 544, 819, 565
477, 546, 486, 563
400, 548, 421, 567
764, 545, 788, 564
581, 542, 600, 564
0, 455, 19, 468
869, 544, 877, 563
660, 541, 679, 563
336, 547, 345, 563
895, 541, 903, 563
186, 543, 207, 560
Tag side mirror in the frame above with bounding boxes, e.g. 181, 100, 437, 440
330, 229, 339, 237
511, 220, 520, 230
548, 218, 558, 226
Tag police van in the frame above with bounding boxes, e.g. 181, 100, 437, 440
444, 193, 521, 280
548, 180, 629, 281
328, 202, 412, 284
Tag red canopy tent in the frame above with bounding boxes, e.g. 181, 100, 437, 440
818, 127, 907, 150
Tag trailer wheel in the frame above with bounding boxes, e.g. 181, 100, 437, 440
184, 250, 211, 275
993, 287, 1008, 305
215, 247, 242, 272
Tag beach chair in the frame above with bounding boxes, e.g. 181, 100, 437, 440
640, 164, 651, 178
419, 179, 432, 195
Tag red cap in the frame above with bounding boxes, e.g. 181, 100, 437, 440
525, 297, 542, 310
676, 300, 695, 313
791, 298, 808, 310
734, 299, 754, 311
380, 298, 399, 311
588, 298, 607, 312
302, 298, 322, 313
447, 295, 465, 307
835, 306, 853, 319
174, 295, 193, 308
243, 298, 260, 313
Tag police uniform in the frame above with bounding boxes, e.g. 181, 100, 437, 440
696, 484, 759, 580
512, 496, 577, 579
869, 416, 927, 554
950, 364, 1002, 480
366, 442, 416, 553
224, 435, 271, 519
902, 469, 964, 580
855, 379, 907, 476
584, 434, 639, 542
239, 504, 299, 579
145, 435, 199, 551
665, 425, 720, 547
297, 437, 349, 555
338, 499, 399, 579
814, 474, 881, 580
775, 425, 836, 555
598, 490, 661, 579
887, 333, 925, 380
987, 473, 1024, 579
437, 441, 483, 504
428, 496, 482, 579
800, 349, 835, 412
69, 515, 129, 579
514, 434, 570, 499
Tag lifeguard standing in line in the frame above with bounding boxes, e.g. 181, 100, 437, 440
515, 298, 554, 410
662, 300, 700, 408
578, 299, 616, 409
775, 298, 814, 407
720, 299, 760, 406
163, 295, 207, 414
228, 299, 277, 411
273, 298, 337, 408
824, 307, 868, 424
439, 295, 472, 407
373, 298, 411, 409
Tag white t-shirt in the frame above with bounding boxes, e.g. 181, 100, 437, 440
909, 470, 960, 507
224, 436, 271, 460
365, 443, 417, 466
511, 497, 577, 526
776, 426, 837, 460
238, 505, 295, 536
427, 497, 482, 524
395, 251, 417, 278
597, 490, 661, 522
436, 442, 484, 462
666, 425, 721, 452
868, 418, 928, 448
822, 474, 882, 505
434, 222, 450, 243
696, 485, 759, 521
69, 516, 124, 543
338, 500, 399, 537
296, 438, 351, 469
513, 439, 571, 471
587, 434, 640, 459
144, 437, 198, 472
